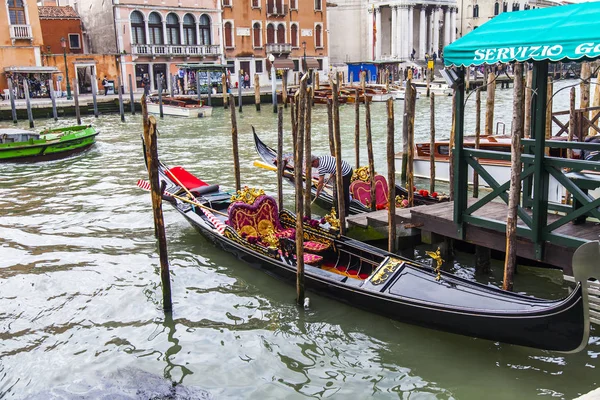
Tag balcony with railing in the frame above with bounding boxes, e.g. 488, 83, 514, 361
266, 43, 292, 55
131, 44, 221, 57
9, 25, 33, 42
267, 4, 288, 16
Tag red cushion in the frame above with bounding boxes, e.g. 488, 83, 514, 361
303, 253, 323, 265
275, 228, 295, 239
303, 241, 330, 253
167, 166, 209, 189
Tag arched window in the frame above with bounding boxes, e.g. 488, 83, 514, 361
512, 3, 520, 11
276, 0, 283, 12
130, 11, 146, 45
8, 0, 26, 25
148, 12, 164, 45
266, 23, 275, 44
524, 4, 530, 10
183, 14, 196, 45
224, 21, 233, 47
253, 22, 261, 47
494, 2, 499, 15
252, 0, 260, 7
473, 5, 479, 17
291, 24, 298, 47
290, 0, 297, 9
503, 2, 508, 12
315, 24, 322, 48
199, 14, 211, 45
277, 24, 285, 43
166, 13, 180, 45
314, 0, 322, 11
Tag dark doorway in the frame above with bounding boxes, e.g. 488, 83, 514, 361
135, 63, 149, 89
239, 61, 250, 76
153, 63, 167, 91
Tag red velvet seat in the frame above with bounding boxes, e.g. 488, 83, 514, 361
228, 195, 296, 240
350, 175, 389, 209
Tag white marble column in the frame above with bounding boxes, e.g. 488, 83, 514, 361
368, 8, 374, 61
375, 7, 382, 60
433, 7, 440, 56
444, 7, 450, 47
450, 7, 457, 43
408, 5, 414, 59
402, 5, 410, 59
391, 6, 398, 58
419, 7, 426, 59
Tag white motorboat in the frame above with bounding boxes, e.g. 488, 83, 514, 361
147, 96, 213, 118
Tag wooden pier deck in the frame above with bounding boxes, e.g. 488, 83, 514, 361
347, 200, 599, 276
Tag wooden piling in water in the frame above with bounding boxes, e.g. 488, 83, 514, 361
449, 92, 456, 200
50, 77, 58, 121
222, 73, 228, 109
401, 80, 410, 185
465, 67, 470, 92
429, 92, 436, 195
475, 246, 491, 274
327, 98, 335, 156
254, 74, 261, 111
238, 72, 243, 113
406, 82, 416, 207
128, 74, 135, 115
207, 72, 212, 106
282, 72, 288, 108
485, 69, 495, 136
354, 90, 360, 169
360, 70, 366, 92
473, 89, 481, 198
169, 73, 175, 97
118, 75, 125, 122
503, 62, 524, 292
331, 78, 346, 235
196, 76, 202, 101
295, 78, 306, 307
545, 78, 553, 155
23, 79, 34, 128
315, 72, 320, 90
157, 77, 164, 119
141, 98, 173, 312
91, 69, 99, 118
7, 78, 17, 124
387, 98, 397, 253
580, 62, 591, 133
290, 96, 298, 151
304, 86, 313, 218
524, 68, 533, 138
73, 76, 82, 125
277, 106, 284, 212
591, 70, 600, 137
568, 87, 576, 160
364, 98, 376, 211
229, 94, 241, 192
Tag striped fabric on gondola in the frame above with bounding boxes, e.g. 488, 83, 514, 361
136, 179, 226, 235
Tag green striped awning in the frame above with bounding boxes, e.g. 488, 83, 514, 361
443, 2, 600, 67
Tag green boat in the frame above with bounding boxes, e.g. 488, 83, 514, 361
0, 125, 99, 162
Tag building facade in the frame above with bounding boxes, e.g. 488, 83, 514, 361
73, 0, 221, 92
221, 0, 329, 86
38, 6, 84, 54
1, 0, 49, 92
457, 0, 560, 38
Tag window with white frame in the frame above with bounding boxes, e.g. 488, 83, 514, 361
223, 0, 231, 7
130, 11, 146, 44
166, 13, 180, 45
276, 23, 285, 44
224, 21, 233, 47
8, 0, 26, 25
290, 23, 298, 47
266, 23, 275, 44
252, 0, 260, 8
68, 33, 81, 49
314, 0, 322, 11
290, 0, 297, 10
199, 14, 212, 45
253, 22, 262, 48
183, 14, 196, 45
315, 24, 322, 48
148, 12, 164, 45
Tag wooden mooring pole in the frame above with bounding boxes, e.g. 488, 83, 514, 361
485, 69, 495, 136
222, 73, 228, 109
568, 87, 576, 160
8, 78, 18, 124
327, 98, 335, 156
545, 78, 553, 155
524, 68, 533, 138
354, 89, 360, 169
91, 69, 99, 118
401, 80, 410, 185
406, 82, 416, 207
503, 62, 524, 292
229, 94, 241, 192
141, 96, 173, 312
473, 89, 481, 198
238, 72, 243, 113
365, 98, 376, 211
591, 69, 600, 137
277, 106, 284, 212
50, 77, 58, 121
449, 92, 456, 200
157, 76, 164, 119
429, 92, 436, 195
580, 62, 591, 134
254, 74, 261, 111
304, 86, 313, 218
73, 76, 82, 125
295, 76, 307, 306
332, 77, 346, 235
282, 72, 288, 108
23, 79, 34, 128
207, 72, 212, 107
387, 98, 397, 253
128, 74, 135, 115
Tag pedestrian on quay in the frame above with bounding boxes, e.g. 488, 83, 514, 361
244, 72, 250, 88
178, 68, 185, 94
142, 74, 150, 96
102, 76, 109, 96
311, 155, 354, 216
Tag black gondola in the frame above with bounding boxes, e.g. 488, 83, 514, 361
252, 129, 449, 214
150, 158, 595, 353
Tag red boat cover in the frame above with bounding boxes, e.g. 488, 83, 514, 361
166, 166, 209, 189
350, 175, 389, 208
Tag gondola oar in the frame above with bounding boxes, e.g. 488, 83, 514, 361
136, 179, 228, 218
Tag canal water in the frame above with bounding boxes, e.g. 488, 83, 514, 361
1, 80, 598, 399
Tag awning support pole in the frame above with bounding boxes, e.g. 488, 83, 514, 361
453, 67, 467, 239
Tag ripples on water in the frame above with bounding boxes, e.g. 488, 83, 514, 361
1, 82, 598, 399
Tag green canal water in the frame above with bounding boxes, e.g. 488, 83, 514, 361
1, 81, 599, 399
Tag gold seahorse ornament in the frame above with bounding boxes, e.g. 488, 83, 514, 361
426, 248, 444, 281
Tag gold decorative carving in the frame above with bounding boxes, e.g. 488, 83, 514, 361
351, 166, 374, 183
324, 208, 340, 230
370, 258, 402, 285
262, 228, 279, 249
230, 186, 265, 204
426, 248, 444, 281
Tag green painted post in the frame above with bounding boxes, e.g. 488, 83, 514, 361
530, 61, 549, 260
453, 68, 467, 239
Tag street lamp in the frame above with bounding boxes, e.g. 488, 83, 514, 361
60, 37, 72, 100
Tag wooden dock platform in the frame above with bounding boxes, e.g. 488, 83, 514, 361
347, 200, 599, 276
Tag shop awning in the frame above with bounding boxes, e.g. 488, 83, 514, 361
443, 1, 600, 67
176, 63, 227, 70
4, 66, 60, 74
273, 58, 295, 70
305, 58, 320, 69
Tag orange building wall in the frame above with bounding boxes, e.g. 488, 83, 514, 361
44, 54, 120, 93
40, 19, 84, 54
